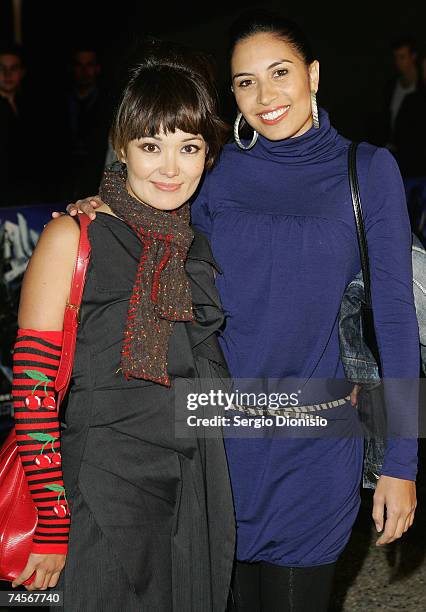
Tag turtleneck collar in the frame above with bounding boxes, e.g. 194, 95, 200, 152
252, 108, 341, 164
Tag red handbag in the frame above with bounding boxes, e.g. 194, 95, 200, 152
0, 214, 92, 584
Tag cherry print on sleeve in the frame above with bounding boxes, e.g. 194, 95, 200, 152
12, 329, 70, 555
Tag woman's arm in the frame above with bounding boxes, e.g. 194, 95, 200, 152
12, 215, 80, 590
363, 147, 418, 545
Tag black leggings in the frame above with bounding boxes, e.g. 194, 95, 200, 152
228, 560, 336, 612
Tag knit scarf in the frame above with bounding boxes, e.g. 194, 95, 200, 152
99, 167, 194, 386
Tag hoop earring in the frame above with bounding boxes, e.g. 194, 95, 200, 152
311, 91, 320, 129
233, 112, 258, 150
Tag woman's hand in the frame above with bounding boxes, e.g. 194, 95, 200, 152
51, 196, 104, 221
12, 553, 66, 590
373, 475, 416, 545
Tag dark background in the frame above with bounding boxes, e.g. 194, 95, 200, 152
1, 0, 425, 141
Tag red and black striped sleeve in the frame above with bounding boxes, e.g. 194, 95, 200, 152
12, 329, 69, 554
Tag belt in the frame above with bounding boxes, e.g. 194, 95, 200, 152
232, 395, 351, 418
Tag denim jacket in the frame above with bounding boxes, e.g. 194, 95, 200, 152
412, 235, 426, 372
339, 234, 425, 487
339, 234, 426, 379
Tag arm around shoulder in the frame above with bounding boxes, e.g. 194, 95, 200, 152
18, 215, 81, 330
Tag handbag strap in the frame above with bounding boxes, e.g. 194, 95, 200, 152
55, 215, 92, 405
348, 142, 372, 307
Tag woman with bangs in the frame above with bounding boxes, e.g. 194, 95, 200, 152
10, 42, 235, 610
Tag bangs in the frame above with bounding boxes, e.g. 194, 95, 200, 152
111, 58, 229, 169
113, 68, 211, 149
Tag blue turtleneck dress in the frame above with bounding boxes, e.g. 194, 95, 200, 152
191, 109, 419, 567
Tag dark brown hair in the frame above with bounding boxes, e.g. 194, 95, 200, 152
111, 40, 228, 170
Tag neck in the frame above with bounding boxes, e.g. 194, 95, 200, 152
291, 115, 314, 139
254, 107, 339, 164
125, 180, 153, 210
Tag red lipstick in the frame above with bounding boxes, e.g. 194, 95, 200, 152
256, 105, 290, 125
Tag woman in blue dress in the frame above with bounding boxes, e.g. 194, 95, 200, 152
62, 11, 419, 612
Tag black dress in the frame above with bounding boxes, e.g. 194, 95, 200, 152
56, 213, 235, 611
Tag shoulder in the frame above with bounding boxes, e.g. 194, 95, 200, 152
26, 215, 81, 279
369, 147, 402, 188
401, 90, 424, 109
18, 216, 82, 329
356, 144, 407, 224
43, 213, 81, 235
355, 142, 401, 182
36, 214, 80, 256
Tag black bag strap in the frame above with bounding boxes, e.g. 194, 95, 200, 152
348, 142, 372, 307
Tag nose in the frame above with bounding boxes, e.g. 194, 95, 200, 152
159, 152, 179, 178
257, 80, 278, 106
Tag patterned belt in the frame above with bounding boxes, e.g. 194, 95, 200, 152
232, 395, 351, 417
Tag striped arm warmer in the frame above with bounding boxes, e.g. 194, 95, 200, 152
12, 329, 69, 554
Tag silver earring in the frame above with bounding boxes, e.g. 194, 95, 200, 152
311, 91, 320, 129
233, 112, 258, 150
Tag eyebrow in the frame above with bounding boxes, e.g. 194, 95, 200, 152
145, 136, 204, 142
232, 59, 294, 80
182, 136, 203, 142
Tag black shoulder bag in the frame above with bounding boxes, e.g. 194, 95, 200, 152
348, 143, 381, 368
348, 142, 387, 489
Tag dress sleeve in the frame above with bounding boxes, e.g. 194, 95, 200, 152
364, 147, 419, 481
191, 172, 212, 239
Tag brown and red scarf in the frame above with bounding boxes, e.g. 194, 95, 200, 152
99, 167, 194, 386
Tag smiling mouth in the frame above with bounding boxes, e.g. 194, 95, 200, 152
151, 182, 183, 192
257, 105, 290, 124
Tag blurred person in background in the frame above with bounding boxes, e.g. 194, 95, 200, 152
51, 46, 113, 201
394, 52, 426, 236
368, 38, 419, 159
0, 43, 25, 114
394, 51, 426, 176
0, 43, 44, 206
385, 37, 419, 153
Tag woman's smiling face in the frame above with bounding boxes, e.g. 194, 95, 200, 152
122, 128, 207, 211
231, 32, 319, 141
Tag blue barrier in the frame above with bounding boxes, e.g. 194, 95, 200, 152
0, 204, 62, 431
